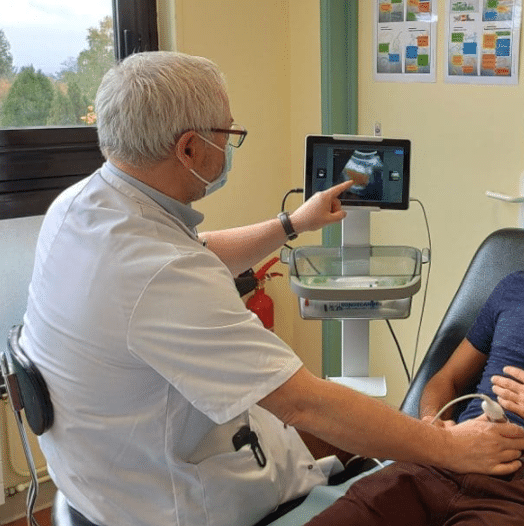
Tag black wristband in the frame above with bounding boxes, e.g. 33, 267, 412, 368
278, 211, 298, 240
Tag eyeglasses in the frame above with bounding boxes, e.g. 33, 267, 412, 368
210, 123, 248, 148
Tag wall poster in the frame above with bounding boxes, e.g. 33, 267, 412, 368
445, 0, 522, 84
375, 0, 438, 82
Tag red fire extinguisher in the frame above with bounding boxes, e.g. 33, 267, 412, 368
246, 257, 283, 331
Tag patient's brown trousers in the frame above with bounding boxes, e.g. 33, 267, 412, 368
305, 461, 524, 526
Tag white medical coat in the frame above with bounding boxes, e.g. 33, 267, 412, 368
21, 164, 327, 526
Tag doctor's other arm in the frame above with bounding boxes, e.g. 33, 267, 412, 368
258, 366, 524, 476
199, 180, 353, 276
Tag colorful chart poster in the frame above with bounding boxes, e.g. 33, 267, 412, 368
375, 0, 438, 82
445, 0, 522, 84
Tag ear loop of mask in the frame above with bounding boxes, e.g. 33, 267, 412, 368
183, 133, 233, 196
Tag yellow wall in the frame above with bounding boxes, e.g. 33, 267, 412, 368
359, 4, 524, 407
171, 0, 324, 374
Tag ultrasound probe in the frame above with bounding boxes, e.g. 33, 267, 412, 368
431, 394, 507, 424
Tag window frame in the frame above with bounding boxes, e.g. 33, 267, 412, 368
0, 0, 159, 220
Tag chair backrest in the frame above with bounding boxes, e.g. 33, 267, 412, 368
1, 324, 54, 526
400, 228, 524, 418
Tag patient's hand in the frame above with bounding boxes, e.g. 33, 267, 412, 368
492, 366, 524, 419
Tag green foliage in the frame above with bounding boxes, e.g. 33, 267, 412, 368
1, 16, 115, 128
46, 86, 74, 125
1, 66, 54, 127
0, 29, 14, 79
47, 81, 89, 125
67, 81, 88, 123
59, 16, 115, 106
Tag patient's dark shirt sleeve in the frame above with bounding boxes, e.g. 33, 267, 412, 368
465, 280, 503, 355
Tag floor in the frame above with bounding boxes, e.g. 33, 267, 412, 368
4, 507, 52, 526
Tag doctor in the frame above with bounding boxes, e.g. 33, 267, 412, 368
21, 51, 524, 526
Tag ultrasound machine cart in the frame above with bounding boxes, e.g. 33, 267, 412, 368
284, 135, 421, 397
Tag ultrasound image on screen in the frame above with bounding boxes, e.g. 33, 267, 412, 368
333, 149, 385, 202
305, 136, 410, 210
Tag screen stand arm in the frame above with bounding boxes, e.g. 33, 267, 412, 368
328, 210, 387, 397
341, 209, 371, 245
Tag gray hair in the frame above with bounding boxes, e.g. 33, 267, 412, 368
95, 51, 229, 167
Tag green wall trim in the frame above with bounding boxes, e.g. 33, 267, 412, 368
320, 0, 358, 137
320, 0, 358, 377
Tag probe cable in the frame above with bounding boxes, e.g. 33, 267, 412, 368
386, 319, 411, 383
281, 188, 304, 213
430, 393, 506, 424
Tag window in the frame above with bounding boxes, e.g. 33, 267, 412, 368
0, 0, 158, 219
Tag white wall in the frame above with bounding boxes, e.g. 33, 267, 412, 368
359, 4, 524, 407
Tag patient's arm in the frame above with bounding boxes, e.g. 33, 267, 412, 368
419, 339, 488, 422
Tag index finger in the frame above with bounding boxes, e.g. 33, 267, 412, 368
323, 180, 354, 197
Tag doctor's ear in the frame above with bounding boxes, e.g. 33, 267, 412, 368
175, 131, 197, 165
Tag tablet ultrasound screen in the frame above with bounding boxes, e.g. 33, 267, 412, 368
305, 135, 411, 209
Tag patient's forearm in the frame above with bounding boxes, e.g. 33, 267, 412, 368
419, 374, 459, 421
419, 339, 488, 422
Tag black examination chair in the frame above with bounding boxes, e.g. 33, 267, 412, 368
3, 228, 524, 526
401, 227, 524, 419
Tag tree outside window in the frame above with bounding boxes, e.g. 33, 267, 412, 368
0, 29, 14, 79
0, 16, 115, 128
0, 0, 158, 220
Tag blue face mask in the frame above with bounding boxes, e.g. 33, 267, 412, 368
190, 135, 234, 196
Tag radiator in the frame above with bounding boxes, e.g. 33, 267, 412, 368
5, 405, 48, 478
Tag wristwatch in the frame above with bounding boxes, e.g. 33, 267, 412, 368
277, 211, 298, 240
